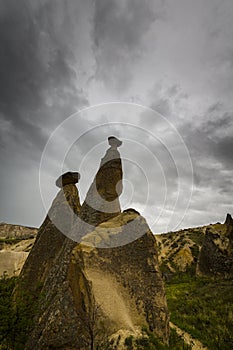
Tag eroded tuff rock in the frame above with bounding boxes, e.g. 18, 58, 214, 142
25, 139, 125, 349
74, 211, 169, 342
76, 136, 123, 231
26, 212, 169, 349
0, 223, 38, 277
16, 183, 81, 300
0, 222, 37, 240
197, 216, 233, 277
20, 137, 169, 349
155, 227, 205, 277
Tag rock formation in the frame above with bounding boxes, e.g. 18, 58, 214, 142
0, 223, 37, 277
56, 171, 81, 188
74, 211, 169, 342
14, 137, 169, 349
0, 222, 37, 240
16, 175, 81, 300
224, 213, 233, 226
76, 136, 123, 231
155, 227, 205, 278
197, 215, 233, 277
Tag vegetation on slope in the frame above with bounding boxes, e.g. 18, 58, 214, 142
124, 327, 191, 350
166, 275, 233, 350
0, 275, 37, 350
0, 276, 190, 350
156, 227, 205, 277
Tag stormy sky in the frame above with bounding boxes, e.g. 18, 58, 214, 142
0, 0, 233, 233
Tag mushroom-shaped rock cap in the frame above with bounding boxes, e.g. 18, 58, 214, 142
108, 136, 122, 148
56, 171, 80, 188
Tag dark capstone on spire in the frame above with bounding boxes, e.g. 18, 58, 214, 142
56, 171, 80, 188
108, 136, 122, 148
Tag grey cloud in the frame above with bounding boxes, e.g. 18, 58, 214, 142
151, 97, 171, 117
93, 0, 157, 49
0, 0, 232, 232
92, 0, 161, 92
0, 0, 87, 155
0, 0, 89, 227
181, 104, 233, 172
214, 136, 233, 168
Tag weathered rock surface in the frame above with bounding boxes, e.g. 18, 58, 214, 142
156, 218, 233, 279
17, 183, 81, 299
75, 211, 169, 342
0, 223, 38, 277
197, 217, 233, 277
76, 137, 123, 232
155, 226, 205, 277
21, 138, 169, 349
26, 212, 169, 349
0, 222, 37, 240
0, 250, 29, 277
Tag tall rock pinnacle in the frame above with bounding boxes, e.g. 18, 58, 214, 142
81, 136, 123, 225
71, 137, 123, 242
16, 173, 81, 299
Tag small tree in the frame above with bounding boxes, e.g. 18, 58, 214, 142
80, 297, 113, 350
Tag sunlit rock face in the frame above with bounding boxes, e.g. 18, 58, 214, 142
71, 211, 170, 344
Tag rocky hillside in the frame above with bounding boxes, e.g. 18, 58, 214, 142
156, 226, 205, 277
156, 215, 233, 279
0, 223, 38, 277
0, 222, 37, 240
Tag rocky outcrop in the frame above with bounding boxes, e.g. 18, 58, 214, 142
0, 250, 29, 277
156, 218, 233, 279
76, 136, 123, 232
26, 212, 169, 349
0, 223, 38, 277
56, 171, 80, 188
16, 182, 81, 299
155, 227, 205, 277
197, 217, 233, 277
14, 137, 169, 349
0, 222, 37, 240
224, 213, 233, 226
74, 211, 169, 342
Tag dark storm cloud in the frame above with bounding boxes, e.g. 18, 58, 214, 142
0, 0, 89, 226
214, 136, 233, 168
177, 102, 233, 210
0, 0, 87, 155
0, 0, 232, 231
181, 103, 233, 172
92, 0, 162, 92
93, 0, 157, 48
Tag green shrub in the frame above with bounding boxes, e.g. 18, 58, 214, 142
124, 335, 134, 350
0, 276, 38, 350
